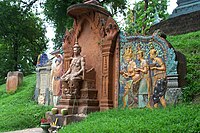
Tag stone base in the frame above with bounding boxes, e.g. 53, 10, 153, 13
165, 88, 182, 104
100, 100, 113, 111
166, 74, 182, 105
46, 112, 86, 126
56, 98, 100, 114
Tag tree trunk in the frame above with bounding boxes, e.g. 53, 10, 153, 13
13, 43, 18, 71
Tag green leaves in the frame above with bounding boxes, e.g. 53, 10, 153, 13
0, 1, 48, 84
125, 0, 169, 35
43, 0, 127, 48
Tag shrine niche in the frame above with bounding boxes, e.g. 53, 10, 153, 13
56, 1, 120, 114
119, 30, 182, 108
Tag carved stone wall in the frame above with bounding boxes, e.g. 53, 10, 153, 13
119, 30, 184, 107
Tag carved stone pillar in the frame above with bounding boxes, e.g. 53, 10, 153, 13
100, 41, 114, 110
100, 19, 119, 110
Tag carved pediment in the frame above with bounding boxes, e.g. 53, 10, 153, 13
104, 17, 119, 41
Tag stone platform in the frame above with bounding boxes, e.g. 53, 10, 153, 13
46, 112, 86, 127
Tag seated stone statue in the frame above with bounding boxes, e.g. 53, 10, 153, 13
61, 41, 85, 96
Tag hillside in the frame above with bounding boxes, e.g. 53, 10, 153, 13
0, 74, 52, 132
167, 31, 200, 101
0, 31, 199, 132
59, 104, 200, 133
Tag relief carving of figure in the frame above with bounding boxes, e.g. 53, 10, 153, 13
120, 47, 141, 108
135, 50, 150, 108
61, 41, 85, 96
150, 48, 167, 108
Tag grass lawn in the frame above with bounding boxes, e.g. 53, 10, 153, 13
0, 74, 52, 132
60, 104, 200, 133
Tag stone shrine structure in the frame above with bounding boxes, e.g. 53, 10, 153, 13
170, 0, 200, 18
56, 0, 119, 114
6, 71, 23, 93
150, 0, 200, 35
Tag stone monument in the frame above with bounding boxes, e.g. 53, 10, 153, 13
35, 53, 52, 105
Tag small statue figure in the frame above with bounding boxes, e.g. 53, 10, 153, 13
61, 41, 85, 96
51, 54, 63, 106
149, 48, 167, 108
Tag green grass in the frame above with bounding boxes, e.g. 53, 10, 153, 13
167, 31, 200, 101
0, 74, 52, 132
60, 104, 200, 133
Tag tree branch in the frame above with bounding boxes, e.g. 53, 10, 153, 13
21, 0, 39, 12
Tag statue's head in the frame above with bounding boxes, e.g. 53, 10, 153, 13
73, 41, 81, 55
150, 48, 157, 59
55, 58, 61, 66
137, 50, 144, 60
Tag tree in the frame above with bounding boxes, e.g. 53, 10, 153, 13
44, 0, 127, 49
125, 0, 169, 35
0, 1, 48, 84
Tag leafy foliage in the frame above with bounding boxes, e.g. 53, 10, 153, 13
0, 1, 47, 84
0, 74, 52, 132
125, 0, 169, 35
167, 31, 200, 102
44, 0, 127, 48
60, 104, 200, 133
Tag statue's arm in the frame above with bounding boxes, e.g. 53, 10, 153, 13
135, 60, 148, 74
61, 68, 71, 78
151, 58, 166, 71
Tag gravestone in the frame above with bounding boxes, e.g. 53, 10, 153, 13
6, 71, 23, 93
119, 30, 182, 108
